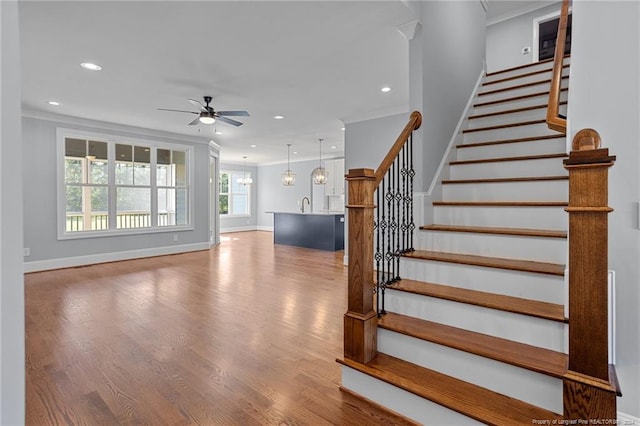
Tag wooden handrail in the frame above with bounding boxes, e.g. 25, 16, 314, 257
374, 111, 422, 185
546, 0, 570, 133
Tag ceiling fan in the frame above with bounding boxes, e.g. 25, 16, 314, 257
158, 96, 249, 127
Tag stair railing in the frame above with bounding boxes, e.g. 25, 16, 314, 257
343, 111, 422, 364
547, 0, 570, 134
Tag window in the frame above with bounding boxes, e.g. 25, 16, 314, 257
59, 129, 193, 238
219, 170, 250, 216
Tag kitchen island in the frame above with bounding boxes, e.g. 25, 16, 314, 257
268, 212, 344, 251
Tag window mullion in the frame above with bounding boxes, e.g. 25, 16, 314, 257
150, 148, 157, 227
108, 141, 117, 230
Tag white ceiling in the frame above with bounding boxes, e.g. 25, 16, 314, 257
19, 1, 547, 165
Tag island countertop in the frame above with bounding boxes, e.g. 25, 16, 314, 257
268, 211, 344, 251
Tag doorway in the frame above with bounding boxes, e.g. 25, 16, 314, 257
533, 11, 572, 62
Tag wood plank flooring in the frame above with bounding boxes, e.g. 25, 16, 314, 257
25, 231, 413, 426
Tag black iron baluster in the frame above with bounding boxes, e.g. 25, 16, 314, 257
408, 133, 415, 251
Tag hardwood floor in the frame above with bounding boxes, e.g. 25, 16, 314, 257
25, 231, 414, 426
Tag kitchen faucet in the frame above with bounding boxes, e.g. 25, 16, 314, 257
300, 196, 310, 213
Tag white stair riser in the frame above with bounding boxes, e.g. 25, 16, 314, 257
463, 123, 558, 144
442, 180, 568, 202
484, 60, 569, 83
378, 329, 563, 413
473, 90, 568, 115
399, 257, 565, 304
450, 158, 567, 179
482, 67, 570, 92
433, 205, 567, 230
456, 137, 566, 161
467, 104, 567, 129
384, 289, 566, 351
341, 366, 482, 425
416, 230, 567, 263
477, 80, 568, 104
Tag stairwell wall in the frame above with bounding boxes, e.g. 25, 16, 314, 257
568, 0, 640, 418
485, 2, 561, 73
409, 0, 487, 193
0, 1, 26, 423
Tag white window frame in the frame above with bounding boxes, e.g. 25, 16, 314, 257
57, 128, 195, 240
219, 169, 251, 218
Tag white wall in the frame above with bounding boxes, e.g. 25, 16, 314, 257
568, 0, 640, 418
0, 1, 26, 423
411, 0, 487, 192
345, 113, 409, 173
485, 2, 561, 73
22, 115, 212, 270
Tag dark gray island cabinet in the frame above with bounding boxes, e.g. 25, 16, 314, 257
268, 212, 344, 251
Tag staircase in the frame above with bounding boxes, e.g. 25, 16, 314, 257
339, 58, 574, 424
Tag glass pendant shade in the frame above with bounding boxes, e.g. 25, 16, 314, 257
281, 144, 296, 186
313, 138, 328, 185
312, 167, 328, 184
281, 170, 296, 186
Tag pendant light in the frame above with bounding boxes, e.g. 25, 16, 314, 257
312, 138, 328, 185
281, 144, 296, 186
237, 156, 253, 185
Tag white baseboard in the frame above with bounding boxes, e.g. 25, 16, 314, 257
220, 226, 258, 233
24, 242, 209, 273
619, 412, 640, 425
256, 225, 273, 232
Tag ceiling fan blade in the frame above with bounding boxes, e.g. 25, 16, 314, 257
217, 110, 250, 117
188, 99, 207, 112
216, 115, 243, 127
188, 116, 201, 126
158, 108, 198, 114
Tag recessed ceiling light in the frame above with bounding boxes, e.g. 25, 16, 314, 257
293, 151, 298, 155
381, 86, 392, 93
274, 115, 285, 120
80, 62, 102, 71
331, 146, 337, 149
250, 144, 257, 148
341, 127, 345, 131
47, 101, 61, 106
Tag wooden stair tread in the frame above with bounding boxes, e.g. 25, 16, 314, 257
468, 101, 567, 120
442, 175, 568, 185
403, 250, 565, 276
485, 55, 569, 77
420, 224, 567, 238
388, 278, 566, 322
338, 353, 562, 425
483, 63, 570, 87
463, 119, 546, 133
457, 134, 565, 149
450, 152, 568, 165
379, 312, 568, 375
478, 75, 569, 97
433, 201, 568, 207
474, 87, 568, 108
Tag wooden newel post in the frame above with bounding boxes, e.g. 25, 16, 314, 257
562, 129, 619, 420
344, 168, 377, 363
